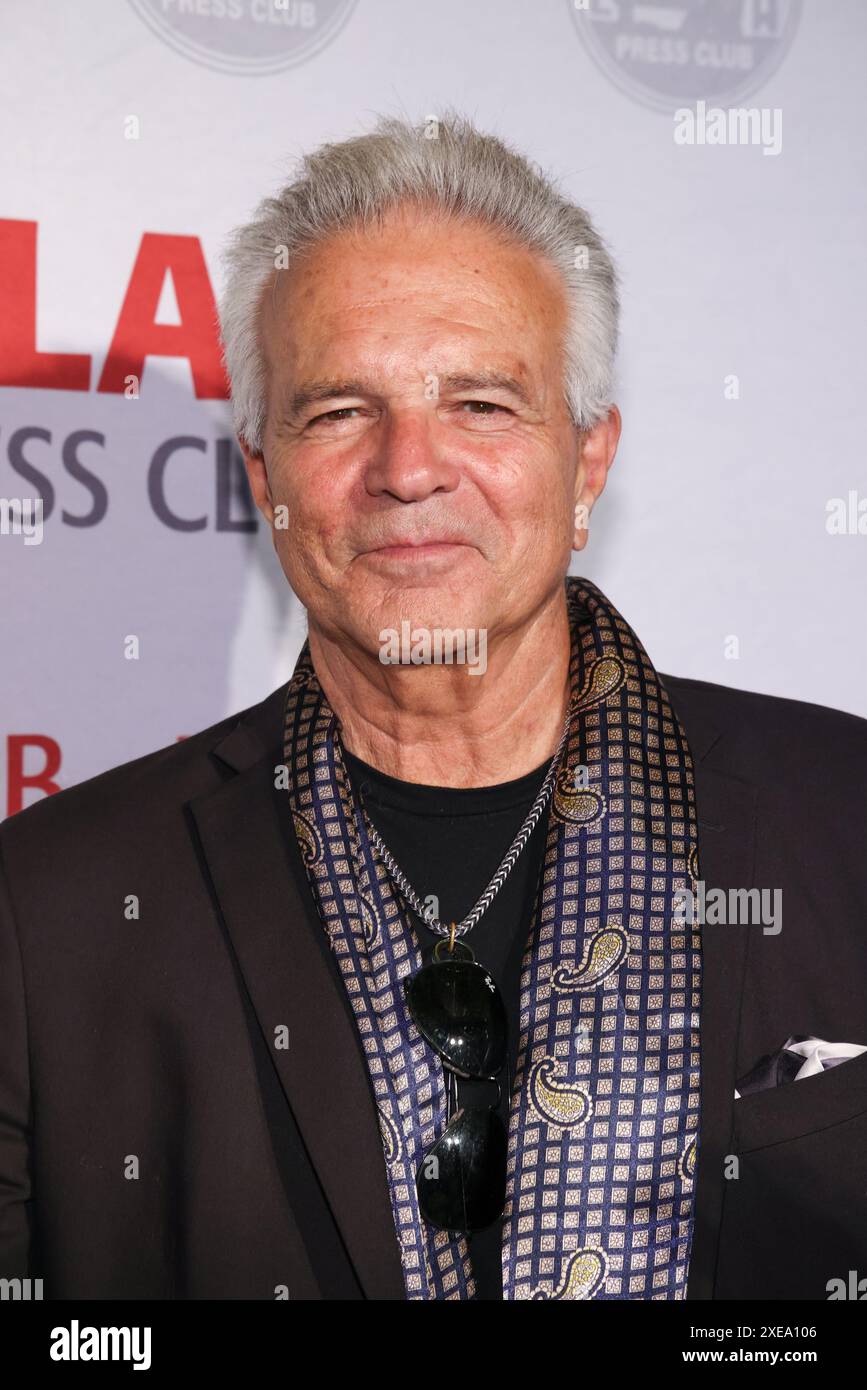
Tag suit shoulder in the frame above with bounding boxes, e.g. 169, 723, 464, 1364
0, 690, 277, 857
660, 672, 867, 775
662, 671, 866, 734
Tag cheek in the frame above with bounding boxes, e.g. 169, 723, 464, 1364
482, 451, 570, 536
508, 474, 573, 570
270, 462, 350, 574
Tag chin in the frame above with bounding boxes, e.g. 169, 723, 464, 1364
365, 582, 487, 633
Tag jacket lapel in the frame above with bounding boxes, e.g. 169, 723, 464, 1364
662, 683, 758, 1301
187, 676, 755, 1302
188, 685, 406, 1300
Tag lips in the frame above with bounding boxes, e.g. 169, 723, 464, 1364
364, 541, 468, 564
367, 537, 466, 551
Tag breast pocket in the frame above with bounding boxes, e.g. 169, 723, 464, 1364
733, 1047, 867, 1152
714, 1050, 867, 1299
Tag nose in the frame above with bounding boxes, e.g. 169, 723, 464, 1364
364, 409, 461, 503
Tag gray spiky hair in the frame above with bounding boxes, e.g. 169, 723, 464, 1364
218, 109, 619, 452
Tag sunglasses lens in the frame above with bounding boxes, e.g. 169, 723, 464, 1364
404, 956, 507, 1079
416, 1105, 507, 1233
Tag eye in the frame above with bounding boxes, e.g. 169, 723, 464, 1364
459, 400, 510, 416
308, 406, 363, 426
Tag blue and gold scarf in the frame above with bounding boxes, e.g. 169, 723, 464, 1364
282, 576, 701, 1299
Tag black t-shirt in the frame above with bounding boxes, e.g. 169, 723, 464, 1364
340, 744, 552, 1299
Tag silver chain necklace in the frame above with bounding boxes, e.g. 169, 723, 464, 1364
337, 702, 573, 945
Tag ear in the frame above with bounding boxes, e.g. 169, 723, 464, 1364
239, 437, 275, 526
572, 405, 622, 551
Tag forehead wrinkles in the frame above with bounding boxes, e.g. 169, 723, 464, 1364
261, 226, 568, 390
276, 216, 563, 308
266, 287, 552, 385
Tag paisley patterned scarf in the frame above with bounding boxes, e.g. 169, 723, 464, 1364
282, 576, 702, 1299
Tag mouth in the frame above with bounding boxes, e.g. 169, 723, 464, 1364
359, 530, 476, 564
365, 540, 469, 561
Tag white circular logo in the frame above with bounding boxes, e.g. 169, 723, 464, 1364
127, 0, 358, 77
570, 0, 802, 112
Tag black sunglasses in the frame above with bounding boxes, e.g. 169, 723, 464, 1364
403, 935, 508, 1234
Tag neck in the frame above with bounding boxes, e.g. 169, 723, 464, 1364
307, 588, 572, 788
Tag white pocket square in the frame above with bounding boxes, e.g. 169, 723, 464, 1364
734, 1034, 867, 1099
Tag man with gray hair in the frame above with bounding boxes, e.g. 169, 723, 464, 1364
1, 112, 865, 1302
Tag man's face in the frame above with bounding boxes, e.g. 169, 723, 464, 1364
244, 204, 610, 655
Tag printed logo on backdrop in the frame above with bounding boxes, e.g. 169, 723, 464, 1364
569, 0, 802, 112
127, 0, 358, 76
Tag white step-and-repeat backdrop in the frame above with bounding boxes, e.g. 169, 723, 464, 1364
2, 0, 865, 815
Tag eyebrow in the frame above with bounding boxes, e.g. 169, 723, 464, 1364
285, 370, 534, 418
